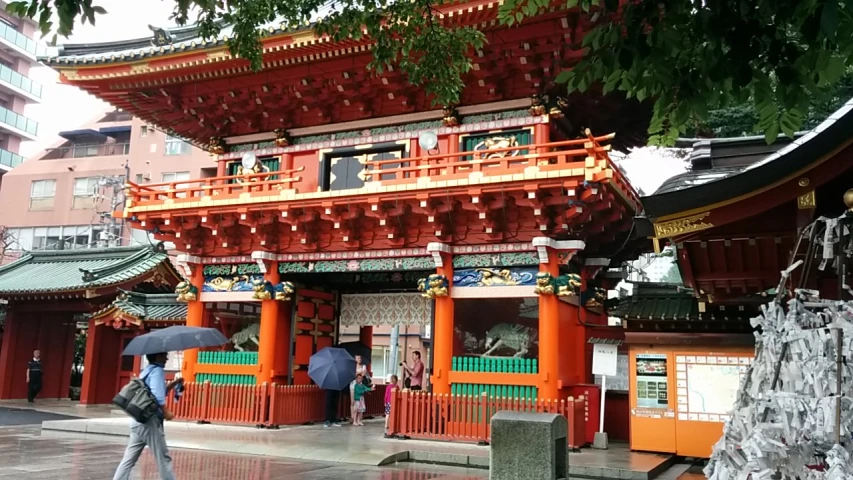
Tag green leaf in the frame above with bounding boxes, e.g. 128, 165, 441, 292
820, 0, 840, 38
555, 70, 572, 84
764, 122, 780, 145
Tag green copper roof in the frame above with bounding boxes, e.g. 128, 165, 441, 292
612, 282, 755, 323
101, 290, 186, 321
0, 245, 174, 296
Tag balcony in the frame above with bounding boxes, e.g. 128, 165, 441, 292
0, 22, 46, 60
49, 142, 130, 159
126, 135, 638, 212
0, 63, 42, 101
0, 147, 24, 170
0, 105, 37, 140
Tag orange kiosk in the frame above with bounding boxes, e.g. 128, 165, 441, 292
627, 336, 754, 457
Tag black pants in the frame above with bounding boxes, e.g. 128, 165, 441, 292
409, 385, 422, 391
324, 389, 340, 424
28, 379, 42, 402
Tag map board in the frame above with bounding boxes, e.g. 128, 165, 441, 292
594, 353, 629, 392
676, 354, 752, 423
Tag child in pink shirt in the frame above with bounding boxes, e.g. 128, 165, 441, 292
384, 374, 399, 431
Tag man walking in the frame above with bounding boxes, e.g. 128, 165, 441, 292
26, 350, 42, 403
113, 352, 183, 480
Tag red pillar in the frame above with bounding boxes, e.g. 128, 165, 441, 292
257, 263, 280, 384
358, 327, 373, 349
430, 245, 454, 395
273, 299, 292, 384
0, 310, 19, 398
538, 248, 560, 399
182, 264, 205, 382
80, 319, 101, 404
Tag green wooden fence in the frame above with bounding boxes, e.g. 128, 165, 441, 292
196, 373, 256, 385
198, 351, 258, 365
450, 356, 539, 400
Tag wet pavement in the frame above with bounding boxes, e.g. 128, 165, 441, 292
0, 425, 489, 480
0, 406, 81, 426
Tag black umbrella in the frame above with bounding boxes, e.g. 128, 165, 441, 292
337, 341, 372, 365
122, 326, 228, 355
308, 347, 357, 391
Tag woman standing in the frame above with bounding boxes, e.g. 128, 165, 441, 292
350, 354, 367, 424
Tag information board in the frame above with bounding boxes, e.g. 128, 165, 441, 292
676, 354, 752, 422
635, 353, 669, 409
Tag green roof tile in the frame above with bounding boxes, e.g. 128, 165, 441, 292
98, 290, 186, 322
0, 245, 175, 296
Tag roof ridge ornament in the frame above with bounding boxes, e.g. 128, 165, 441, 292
148, 25, 173, 47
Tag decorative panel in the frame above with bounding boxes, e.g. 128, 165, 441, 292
226, 157, 281, 182
452, 267, 538, 287
279, 256, 433, 273
339, 293, 431, 327
461, 129, 532, 161
452, 252, 539, 269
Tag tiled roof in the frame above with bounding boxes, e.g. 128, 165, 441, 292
95, 290, 186, 322
643, 97, 853, 219
0, 245, 174, 296
612, 282, 755, 323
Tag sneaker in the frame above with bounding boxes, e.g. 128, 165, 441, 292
324, 422, 331, 428
332, 423, 343, 427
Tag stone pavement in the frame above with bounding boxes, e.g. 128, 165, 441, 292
0, 425, 488, 480
42, 415, 675, 479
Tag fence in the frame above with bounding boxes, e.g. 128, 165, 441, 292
387, 391, 587, 448
166, 381, 387, 428
451, 356, 539, 400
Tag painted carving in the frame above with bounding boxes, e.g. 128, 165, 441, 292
455, 326, 484, 351
533, 272, 582, 297
203, 275, 255, 292
175, 281, 198, 302
279, 257, 434, 273
452, 252, 539, 269
274, 128, 291, 147
483, 323, 538, 358
442, 105, 460, 127
251, 278, 295, 301
653, 212, 713, 238
230, 323, 260, 351
417, 274, 449, 299
208, 136, 226, 155
474, 135, 520, 159
529, 94, 546, 116
235, 157, 271, 184
582, 287, 607, 308
797, 190, 816, 209
453, 268, 537, 287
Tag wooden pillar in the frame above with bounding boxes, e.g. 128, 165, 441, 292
429, 243, 453, 395
358, 326, 373, 348
216, 160, 227, 177
273, 299, 292, 384
80, 320, 102, 404
533, 238, 586, 399
534, 121, 549, 154
257, 263, 280, 385
0, 309, 18, 398
538, 248, 560, 399
182, 263, 205, 382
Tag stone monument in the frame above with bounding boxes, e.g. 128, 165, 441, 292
490, 411, 568, 480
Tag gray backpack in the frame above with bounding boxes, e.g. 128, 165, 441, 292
112, 368, 159, 423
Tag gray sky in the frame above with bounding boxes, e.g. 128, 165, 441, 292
20, 0, 685, 193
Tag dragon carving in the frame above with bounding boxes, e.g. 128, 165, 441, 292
251, 278, 295, 301
230, 323, 260, 352
483, 323, 538, 358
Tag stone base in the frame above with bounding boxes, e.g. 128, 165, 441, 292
490, 411, 568, 480
592, 432, 609, 450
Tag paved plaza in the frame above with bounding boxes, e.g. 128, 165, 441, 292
0, 425, 488, 480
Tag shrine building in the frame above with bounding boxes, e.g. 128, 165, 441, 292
625, 98, 853, 458
39, 1, 650, 439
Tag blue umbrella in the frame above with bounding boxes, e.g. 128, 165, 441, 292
122, 326, 228, 355
308, 347, 356, 391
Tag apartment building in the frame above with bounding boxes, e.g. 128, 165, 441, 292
0, 3, 42, 178
0, 109, 213, 260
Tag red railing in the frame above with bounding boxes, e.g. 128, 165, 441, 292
387, 391, 587, 447
167, 381, 387, 427
125, 132, 636, 208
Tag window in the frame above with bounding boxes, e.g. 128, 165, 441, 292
164, 135, 192, 156
140, 125, 148, 137
72, 177, 99, 209
162, 171, 191, 198
29, 179, 56, 211
371, 347, 390, 380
